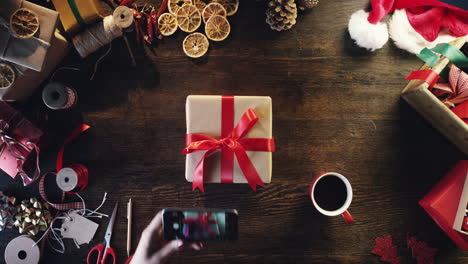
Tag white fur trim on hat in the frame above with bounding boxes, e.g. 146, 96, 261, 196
389, 9, 458, 54
348, 10, 389, 51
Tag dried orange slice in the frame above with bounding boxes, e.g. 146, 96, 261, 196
183, 33, 209, 58
205, 15, 230, 41
158, 13, 178, 36
212, 0, 239, 16
176, 4, 202, 33
0, 63, 15, 90
168, 0, 192, 15
202, 3, 227, 23
10, 8, 39, 39
193, 0, 207, 13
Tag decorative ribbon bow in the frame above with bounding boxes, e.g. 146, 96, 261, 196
182, 212, 218, 238
184, 108, 275, 192
0, 120, 40, 186
433, 65, 468, 108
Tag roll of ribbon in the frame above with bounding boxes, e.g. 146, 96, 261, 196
56, 164, 88, 194
113, 6, 134, 29
42, 82, 77, 110
4, 235, 40, 264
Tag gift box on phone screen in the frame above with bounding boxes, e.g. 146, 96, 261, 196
0, 102, 43, 185
419, 160, 468, 250
401, 38, 468, 155
184, 95, 275, 192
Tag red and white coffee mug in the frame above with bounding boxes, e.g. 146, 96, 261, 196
309, 172, 355, 224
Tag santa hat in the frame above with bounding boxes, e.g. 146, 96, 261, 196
348, 0, 468, 54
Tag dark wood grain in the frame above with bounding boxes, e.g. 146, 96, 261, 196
0, 0, 467, 263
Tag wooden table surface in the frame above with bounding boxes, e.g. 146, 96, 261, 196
1, 0, 468, 263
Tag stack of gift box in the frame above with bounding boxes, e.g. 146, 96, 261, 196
0, 0, 69, 101
0, 0, 105, 184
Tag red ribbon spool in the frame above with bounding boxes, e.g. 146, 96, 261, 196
56, 164, 89, 194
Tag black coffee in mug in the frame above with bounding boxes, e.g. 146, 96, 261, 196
313, 176, 348, 211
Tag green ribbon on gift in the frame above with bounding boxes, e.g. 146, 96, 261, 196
416, 43, 468, 81
67, 0, 86, 28
418, 48, 440, 67
432, 43, 468, 70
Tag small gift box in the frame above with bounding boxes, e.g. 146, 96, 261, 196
453, 167, 468, 236
419, 160, 468, 250
0, 31, 70, 101
0, 0, 59, 72
51, 0, 105, 35
182, 212, 221, 240
402, 38, 468, 155
184, 95, 275, 192
0, 101, 43, 185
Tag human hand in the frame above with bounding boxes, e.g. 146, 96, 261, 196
130, 211, 203, 264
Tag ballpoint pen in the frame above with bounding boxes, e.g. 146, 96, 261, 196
127, 198, 132, 257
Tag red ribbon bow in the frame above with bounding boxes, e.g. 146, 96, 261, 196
182, 212, 218, 238
184, 97, 275, 192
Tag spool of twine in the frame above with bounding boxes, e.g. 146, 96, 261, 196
113, 6, 134, 30
72, 15, 123, 58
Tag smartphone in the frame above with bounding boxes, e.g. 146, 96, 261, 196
162, 208, 238, 241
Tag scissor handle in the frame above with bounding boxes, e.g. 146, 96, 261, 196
87, 244, 104, 264
102, 247, 116, 264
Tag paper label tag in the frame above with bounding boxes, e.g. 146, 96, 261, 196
61, 212, 99, 245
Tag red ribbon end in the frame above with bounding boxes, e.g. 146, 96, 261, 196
192, 183, 205, 193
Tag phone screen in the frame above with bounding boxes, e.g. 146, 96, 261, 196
163, 209, 238, 241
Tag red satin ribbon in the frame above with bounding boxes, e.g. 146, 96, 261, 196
40, 124, 90, 210
184, 97, 275, 192
182, 212, 218, 238
406, 69, 440, 88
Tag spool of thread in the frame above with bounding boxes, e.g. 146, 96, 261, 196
113, 6, 134, 30
42, 82, 77, 110
72, 15, 123, 58
56, 165, 89, 194
4, 235, 40, 264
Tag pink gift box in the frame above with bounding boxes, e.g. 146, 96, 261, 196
0, 102, 43, 179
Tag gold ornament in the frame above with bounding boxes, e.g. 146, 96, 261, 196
265, 0, 297, 31
14, 198, 52, 236
296, 0, 319, 10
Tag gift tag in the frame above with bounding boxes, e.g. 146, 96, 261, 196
61, 212, 99, 245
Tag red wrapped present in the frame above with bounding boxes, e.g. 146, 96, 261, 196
0, 102, 42, 185
419, 160, 468, 250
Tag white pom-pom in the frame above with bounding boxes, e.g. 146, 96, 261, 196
348, 10, 389, 51
389, 9, 457, 54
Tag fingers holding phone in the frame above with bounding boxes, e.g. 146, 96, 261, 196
130, 211, 204, 264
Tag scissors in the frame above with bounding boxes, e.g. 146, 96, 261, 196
87, 202, 118, 264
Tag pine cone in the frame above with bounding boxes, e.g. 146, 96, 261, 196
265, 0, 297, 31
297, 0, 318, 10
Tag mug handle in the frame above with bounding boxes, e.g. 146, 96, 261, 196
341, 210, 354, 224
